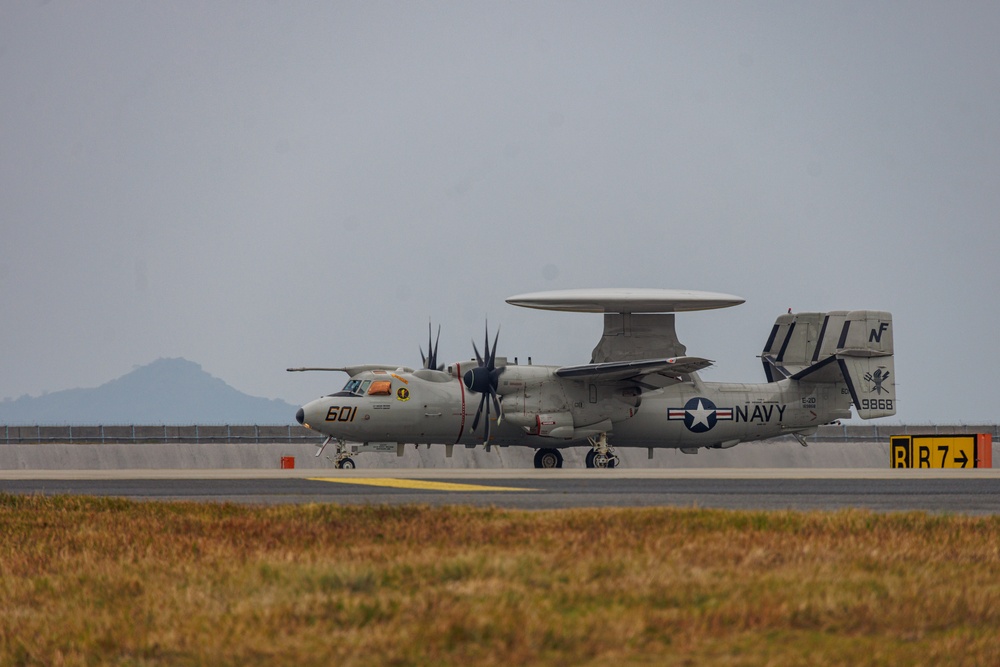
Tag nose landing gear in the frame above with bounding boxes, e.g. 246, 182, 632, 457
316, 436, 357, 469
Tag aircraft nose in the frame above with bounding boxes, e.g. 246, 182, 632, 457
295, 407, 305, 425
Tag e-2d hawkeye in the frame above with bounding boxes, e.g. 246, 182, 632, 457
289, 289, 896, 469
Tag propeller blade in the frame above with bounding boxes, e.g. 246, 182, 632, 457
419, 322, 444, 370
464, 320, 503, 441
488, 326, 500, 369
483, 322, 490, 363
490, 391, 502, 425
471, 392, 488, 432
483, 391, 492, 442
433, 325, 441, 369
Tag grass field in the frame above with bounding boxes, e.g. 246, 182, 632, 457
1, 494, 998, 666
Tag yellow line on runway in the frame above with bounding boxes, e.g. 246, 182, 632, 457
308, 477, 535, 492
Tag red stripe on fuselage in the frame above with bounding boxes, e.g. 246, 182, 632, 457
455, 362, 466, 443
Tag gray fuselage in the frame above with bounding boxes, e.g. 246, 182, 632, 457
297, 361, 851, 451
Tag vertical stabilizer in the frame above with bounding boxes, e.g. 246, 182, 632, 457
776, 309, 897, 420
836, 311, 895, 419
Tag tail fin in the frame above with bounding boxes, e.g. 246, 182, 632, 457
762, 310, 896, 419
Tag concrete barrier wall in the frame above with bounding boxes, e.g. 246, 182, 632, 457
0, 440, 896, 470
0, 440, 889, 470
2, 423, 995, 470
0, 443, 330, 470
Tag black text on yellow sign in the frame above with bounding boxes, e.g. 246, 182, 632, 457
890, 435, 991, 469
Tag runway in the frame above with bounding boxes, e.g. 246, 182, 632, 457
2, 469, 999, 513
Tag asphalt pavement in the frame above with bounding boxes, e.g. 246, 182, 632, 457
2, 469, 998, 513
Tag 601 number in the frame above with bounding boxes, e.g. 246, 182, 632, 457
326, 406, 357, 422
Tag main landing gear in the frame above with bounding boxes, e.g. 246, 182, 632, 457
316, 436, 356, 469
585, 433, 619, 469
533, 433, 621, 469
533, 448, 563, 468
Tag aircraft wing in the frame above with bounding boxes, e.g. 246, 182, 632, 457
287, 364, 414, 376
555, 356, 713, 383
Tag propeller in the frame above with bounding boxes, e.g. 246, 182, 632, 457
463, 323, 504, 441
420, 322, 443, 371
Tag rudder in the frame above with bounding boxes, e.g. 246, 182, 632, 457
836, 311, 895, 419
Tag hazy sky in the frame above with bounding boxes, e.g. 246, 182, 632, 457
2, 2, 998, 424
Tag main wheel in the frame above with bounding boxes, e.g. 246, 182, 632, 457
337, 458, 356, 469
533, 448, 563, 469
585, 449, 597, 468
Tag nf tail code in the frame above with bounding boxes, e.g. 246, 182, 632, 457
890, 434, 993, 469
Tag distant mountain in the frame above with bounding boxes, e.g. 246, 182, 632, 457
0, 358, 297, 425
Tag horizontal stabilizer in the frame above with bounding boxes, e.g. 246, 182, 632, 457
556, 356, 712, 383
761, 311, 847, 380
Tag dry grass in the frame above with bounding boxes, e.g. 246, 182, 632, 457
1, 494, 998, 666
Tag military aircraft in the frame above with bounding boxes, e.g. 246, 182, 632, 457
289, 289, 896, 469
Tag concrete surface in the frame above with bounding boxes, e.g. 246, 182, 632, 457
2, 470, 998, 513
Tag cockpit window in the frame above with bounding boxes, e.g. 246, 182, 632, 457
367, 380, 392, 396
343, 379, 362, 395
359, 380, 372, 394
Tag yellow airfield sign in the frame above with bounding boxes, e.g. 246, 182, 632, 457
890, 434, 992, 469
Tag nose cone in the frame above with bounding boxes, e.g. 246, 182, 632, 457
295, 407, 305, 425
